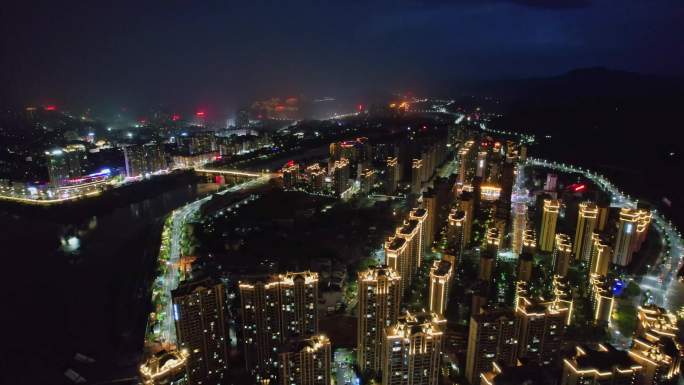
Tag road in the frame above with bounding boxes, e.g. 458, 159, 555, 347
333, 349, 359, 385
155, 175, 273, 345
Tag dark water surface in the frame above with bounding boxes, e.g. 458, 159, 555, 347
1, 182, 210, 385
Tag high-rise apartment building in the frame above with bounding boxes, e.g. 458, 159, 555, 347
589, 275, 614, 325
360, 168, 376, 195
410, 207, 429, 256
333, 158, 350, 196
446, 209, 466, 261
123, 142, 167, 178
515, 289, 570, 365
279, 335, 331, 385
429, 259, 453, 317
561, 344, 641, 385
465, 308, 521, 385
590, 233, 612, 277
239, 272, 319, 382
613, 208, 652, 266
282, 161, 300, 189
386, 157, 400, 195
382, 311, 445, 385
553, 233, 572, 277
511, 202, 528, 255
460, 193, 475, 247
411, 159, 422, 194
539, 199, 560, 252
172, 277, 229, 384
357, 266, 402, 374
574, 202, 598, 262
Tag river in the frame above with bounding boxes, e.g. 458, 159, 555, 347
1, 181, 218, 385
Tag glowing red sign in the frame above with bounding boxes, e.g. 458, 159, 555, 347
574, 184, 586, 192
196, 111, 206, 117
45, 105, 57, 111
172, 114, 181, 121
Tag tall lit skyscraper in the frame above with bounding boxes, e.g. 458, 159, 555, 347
386, 156, 399, 195
239, 272, 319, 382
613, 208, 652, 266
429, 259, 453, 316
511, 202, 528, 255
539, 199, 560, 252
411, 159, 422, 194
360, 168, 376, 195
573, 202, 598, 262
396, 216, 424, 284
357, 266, 402, 374
515, 289, 570, 365
382, 311, 445, 385
553, 233, 572, 277
485, 227, 501, 257
590, 233, 612, 277
333, 158, 350, 196
421, 193, 436, 252
411, 208, 430, 257
282, 161, 300, 189
172, 277, 230, 384
589, 274, 614, 325
279, 335, 331, 385
459, 192, 474, 247
522, 229, 536, 255
465, 308, 520, 385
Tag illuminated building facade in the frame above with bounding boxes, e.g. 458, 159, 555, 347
629, 305, 682, 385
561, 344, 641, 385
511, 201, 528, 255
421, 193, 436, 252
480, 184, 502, 201
382, 311, 445, 385
446, 209, 466, 260
279, 335, 331, 385
360, 168, 376, 195
124, 142, 167, 178
540, 199, 560, 252
460, 193, 474, 247
46, 146, 84, 186
357, 267, 402, 374
589, 275, 614, 325
305, 163, 325, 192
553, 233, 573, 277
573, 202, 598, 262
429, 259, 453, 316
172, 277, 229, 384
515, 291, 570, 365
465, 308, 521, 385
590, 233, 612, 277
332, 158, 350, 196
522, 229, 536, 255
411, 159, 422, 194
410, 207, 429, 256
613, 208, 652, 266
282, 161, 300, 189
386, 156, 399, 195
239, 272, 319, 382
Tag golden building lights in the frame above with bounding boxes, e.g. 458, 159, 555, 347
279, 334, 331, 385
429, 259, 454, 316
553, 233, 573, 277
539, 199, 560, 252
357, 266, 402, 374
239, 271, 319, 382
382, 311, 445, 385
574, 202, 598, 262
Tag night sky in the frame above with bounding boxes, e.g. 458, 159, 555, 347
2, 0, 683, 112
